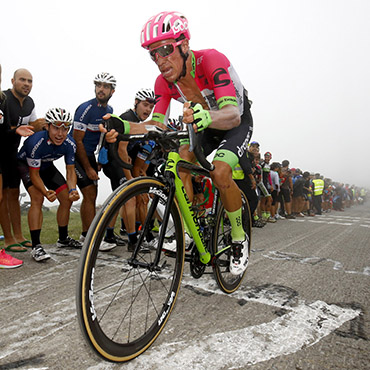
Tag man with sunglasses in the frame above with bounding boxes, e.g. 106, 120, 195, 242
103, 11, 254, 275
142, 11, 253, 275
73, 72, 116, 250
17, 108, 81, 262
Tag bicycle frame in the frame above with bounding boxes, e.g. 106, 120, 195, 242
164, 151, 212, 264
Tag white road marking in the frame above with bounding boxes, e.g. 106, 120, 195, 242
287, 214, 370, 227
262, 251, 370, 276
119, 276, 360, 370
0, 241, 365, 368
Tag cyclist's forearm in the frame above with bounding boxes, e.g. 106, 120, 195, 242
209, 105, 240, 130
66, 165, 78, 191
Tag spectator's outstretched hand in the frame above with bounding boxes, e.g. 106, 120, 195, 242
16, 125, 34, 137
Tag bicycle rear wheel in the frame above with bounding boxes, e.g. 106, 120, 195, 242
212, 190, 251, 293
76, 177, 185, 362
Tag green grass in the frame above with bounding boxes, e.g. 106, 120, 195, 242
19, 209, 82, 245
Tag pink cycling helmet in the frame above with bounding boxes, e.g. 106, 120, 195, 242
141, 11, 191, 49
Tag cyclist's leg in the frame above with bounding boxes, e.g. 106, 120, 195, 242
76, 158, 98, 235
43, 165, 72, 229
211, 160, 245, 242
211, 107, 253, 242
178, 144, 197, 202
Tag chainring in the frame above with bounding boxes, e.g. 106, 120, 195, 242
190, 243, 206, 279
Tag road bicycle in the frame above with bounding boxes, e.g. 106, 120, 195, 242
76, 124, 251, 362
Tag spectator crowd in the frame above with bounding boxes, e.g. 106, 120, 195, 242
0, 65, 368, 269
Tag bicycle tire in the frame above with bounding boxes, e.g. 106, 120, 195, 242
212, 190, 251, 293
76, 177, 185, 362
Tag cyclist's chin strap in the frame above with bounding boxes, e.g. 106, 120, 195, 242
177, 46, 189, 80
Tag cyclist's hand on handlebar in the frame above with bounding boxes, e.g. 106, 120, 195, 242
183, 101, 212, 133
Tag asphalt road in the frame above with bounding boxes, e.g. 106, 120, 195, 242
1, 202, 369, 370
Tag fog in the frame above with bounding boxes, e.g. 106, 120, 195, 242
2, 0, 369, 204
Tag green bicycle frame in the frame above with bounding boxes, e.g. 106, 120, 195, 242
165, 151, 211, 264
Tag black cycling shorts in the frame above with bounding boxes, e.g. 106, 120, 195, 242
75, 155, 98, 189
278, 187, 291, 203
201, 99, 253, 173
103, 160, 127, 191
18, 161, 67, 193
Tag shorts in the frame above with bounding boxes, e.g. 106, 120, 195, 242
271, 190, 278, 205
18, 161, 67, 194
1, 150, 21, 189
201, 98, 253, 173
75, 155, 98, 189
278, 187, 291, 203
103, 160, 127, 191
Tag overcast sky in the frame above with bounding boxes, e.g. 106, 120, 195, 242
2, 0, 370, 204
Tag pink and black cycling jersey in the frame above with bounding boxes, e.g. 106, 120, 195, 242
152, 49, 246, 123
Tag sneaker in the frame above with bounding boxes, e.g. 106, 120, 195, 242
104, 235, 126, 247
79, 234, 86, 243
0, 249, 23, 268
151, 225, 160, 233
31, 245, 51, 262
184, 232, 192, 248
57, 236, 83, 248
99, 239, 116, 252
275, 214, 285, 220
252, 219, 265, 228
127, 242, 150, 253
285, 214, 296, 219
120, 228, 126, 236
162, 239, 177, 252
229, 239, 249, 276
267, 216, 277, 223
142, 238, 157, 250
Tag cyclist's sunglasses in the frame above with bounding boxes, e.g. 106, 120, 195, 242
149, 40, 184, 61
51, 121, 72, 129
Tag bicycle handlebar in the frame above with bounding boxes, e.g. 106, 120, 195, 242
104, 117, 214, 172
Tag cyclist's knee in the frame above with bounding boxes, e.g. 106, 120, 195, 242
179, 144, 195, 162
211, 162, 233, 191
81, 184, 97, 202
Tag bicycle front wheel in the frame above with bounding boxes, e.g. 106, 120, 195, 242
212, 190, 251, 293
76, 177, 185, 362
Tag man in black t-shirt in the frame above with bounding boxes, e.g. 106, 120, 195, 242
101, 88, 155, 251
1, 69, 42, 252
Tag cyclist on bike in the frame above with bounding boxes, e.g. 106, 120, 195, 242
102, 11, 253, 275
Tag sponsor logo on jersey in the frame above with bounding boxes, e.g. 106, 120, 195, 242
30, 137, 45, 158
212, 68, 230, 88
79, 104, 92, 122
74, 122, 86, 131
